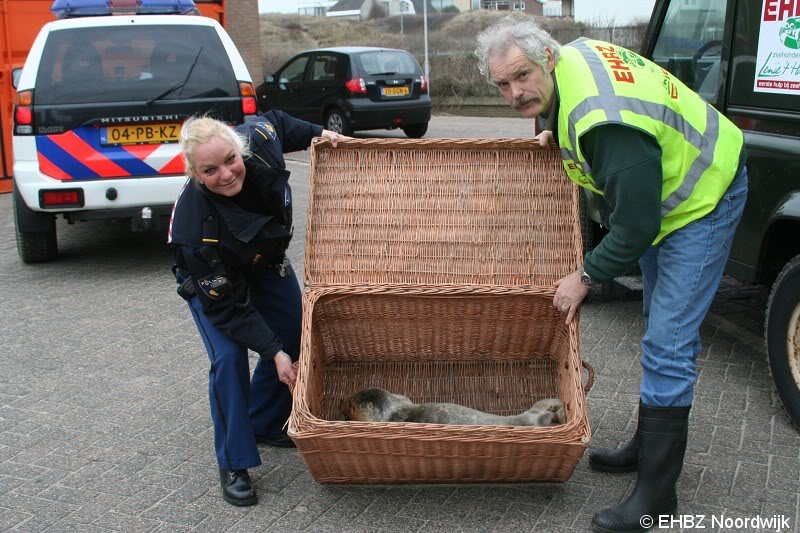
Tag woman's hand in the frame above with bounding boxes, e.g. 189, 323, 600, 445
534, 129, 553, 147
274, 350, 298, 387
320, 129, 350, 147
552, 270, 590, 325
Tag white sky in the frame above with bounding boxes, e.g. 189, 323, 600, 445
574, 0, 656, 26
259, 0, 657, 24
259, 0, 299, 13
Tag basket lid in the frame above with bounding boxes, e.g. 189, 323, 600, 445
304, 138, 582, 287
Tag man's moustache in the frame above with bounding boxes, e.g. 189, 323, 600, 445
513, 98, 539, 110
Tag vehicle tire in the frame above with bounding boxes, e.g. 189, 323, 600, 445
13, 186, 58, 263
402, 122, 428, 138
766, 254, 800, 426
325, 108, 353, 136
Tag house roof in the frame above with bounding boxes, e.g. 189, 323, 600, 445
328, 0, 437, 13
409, 0, 437, 13
327, 0, 364, 12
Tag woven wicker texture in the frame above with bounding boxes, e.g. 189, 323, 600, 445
304, 138, 582, 287
290, 139, 591, 484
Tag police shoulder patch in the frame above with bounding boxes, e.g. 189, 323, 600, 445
255, 121, 278, 141
197, 275, 229, 300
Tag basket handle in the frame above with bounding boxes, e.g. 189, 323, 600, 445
582, 360, 595, 393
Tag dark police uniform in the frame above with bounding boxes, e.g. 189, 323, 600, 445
168, 111, 322, 471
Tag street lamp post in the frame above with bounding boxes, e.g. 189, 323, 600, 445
423, 0, 429, 85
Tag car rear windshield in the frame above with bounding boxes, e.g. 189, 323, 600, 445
34, 25, 238, 105
356, 51, 419, 76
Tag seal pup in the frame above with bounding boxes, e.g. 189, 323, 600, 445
340, 387, 566, 426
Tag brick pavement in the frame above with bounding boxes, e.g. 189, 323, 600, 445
1, 184, 799, 532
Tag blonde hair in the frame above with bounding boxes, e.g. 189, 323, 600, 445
179, 115, 250, 183
475, 15, 561, 83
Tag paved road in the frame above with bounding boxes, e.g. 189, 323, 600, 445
0, 116, 796, 532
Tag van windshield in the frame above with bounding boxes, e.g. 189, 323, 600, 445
34, 25, 238, 105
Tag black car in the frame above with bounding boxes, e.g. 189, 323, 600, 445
257, 46, 432, 138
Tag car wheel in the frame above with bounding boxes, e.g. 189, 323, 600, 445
13, 186, 58, 263
325, 109, 352, 136
402, 122, 428, 138
766, 254, 800, 426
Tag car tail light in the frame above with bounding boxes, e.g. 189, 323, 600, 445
239, 81, 257, 118
345, 78, 367, 94
39, 189, 84, 208
420, 75, 428, 94
14, 90, 34, 134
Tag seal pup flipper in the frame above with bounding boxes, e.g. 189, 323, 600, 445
527, 398, 566, 425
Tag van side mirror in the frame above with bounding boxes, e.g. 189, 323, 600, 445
12, 68, 22, 89
265, 74, 275, 83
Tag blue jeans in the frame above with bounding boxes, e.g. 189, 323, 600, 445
187, 265, 302, 471
638, 167, 748, 407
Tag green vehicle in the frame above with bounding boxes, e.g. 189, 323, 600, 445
585, 0, 800, 425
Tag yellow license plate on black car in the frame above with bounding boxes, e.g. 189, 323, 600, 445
101, 123, 181, 145
382, 86, 409, 96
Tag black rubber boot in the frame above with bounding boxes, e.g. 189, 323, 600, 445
591, 403, 690, 533
589, 404, 640, 473
219, 468, 258, 507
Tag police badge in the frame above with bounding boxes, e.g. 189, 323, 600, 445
198, 275, 230, 300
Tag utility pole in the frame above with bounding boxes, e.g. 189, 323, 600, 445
423, 0, 429, 85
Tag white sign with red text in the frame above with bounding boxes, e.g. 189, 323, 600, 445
754, 0, 800, 94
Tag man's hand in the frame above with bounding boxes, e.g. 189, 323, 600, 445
553, 269, 590, 325
534, 129, 553, 147
274, 350, 297, 387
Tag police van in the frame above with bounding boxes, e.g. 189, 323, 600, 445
11, 0, 258, 263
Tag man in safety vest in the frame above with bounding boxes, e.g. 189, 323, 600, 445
476, 16, 748, 533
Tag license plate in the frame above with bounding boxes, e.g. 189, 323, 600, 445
101, 123, 181, 145
381, 86, 409, 96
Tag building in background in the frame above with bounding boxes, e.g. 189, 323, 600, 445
542, 0, 572, 16
376, 0, 418, 16
326, 0, 370, 18
480, 0, 543, 14
297, 0, 338, 15
327, 0, 434, 19
319, 0, 589, 17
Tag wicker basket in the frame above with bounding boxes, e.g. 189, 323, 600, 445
289, 138, 592, 484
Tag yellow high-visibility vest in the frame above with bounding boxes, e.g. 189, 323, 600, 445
555, 38, 743, 243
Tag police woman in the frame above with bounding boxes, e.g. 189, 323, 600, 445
168, 113, 342, 506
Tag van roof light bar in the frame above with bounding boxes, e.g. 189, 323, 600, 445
51, 0, 199, 18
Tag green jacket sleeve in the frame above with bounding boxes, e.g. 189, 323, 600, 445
579, 124, 663, 282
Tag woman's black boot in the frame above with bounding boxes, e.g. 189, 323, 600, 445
219, 468, 258, 507
589, 419, 639, 473
591, 403, 690, 533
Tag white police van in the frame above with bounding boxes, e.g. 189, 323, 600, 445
12, 0, 258, 263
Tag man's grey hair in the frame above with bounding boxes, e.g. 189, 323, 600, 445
475, 15, 562, 83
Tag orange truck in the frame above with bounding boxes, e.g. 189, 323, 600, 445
0, 0, 224, 192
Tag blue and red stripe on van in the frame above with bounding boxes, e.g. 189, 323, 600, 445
35, 126, 184, 180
